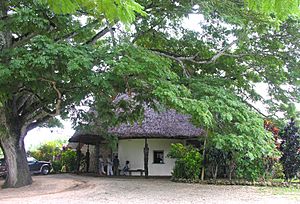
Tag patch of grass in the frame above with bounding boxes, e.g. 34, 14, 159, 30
271, 178, 300, 183
259, 186, 300, 195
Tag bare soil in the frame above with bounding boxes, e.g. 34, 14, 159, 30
1, 174, 300, 204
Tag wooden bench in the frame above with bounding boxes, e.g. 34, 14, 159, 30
128, 169, 145, 176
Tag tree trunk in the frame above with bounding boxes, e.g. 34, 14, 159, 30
0, 134, 32, 188
0, 105, 32, 188
0, 2, 32, 187
213, 164, 218, 180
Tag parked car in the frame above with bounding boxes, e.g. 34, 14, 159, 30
27, 157, 52, 175
0, 157, 52, 178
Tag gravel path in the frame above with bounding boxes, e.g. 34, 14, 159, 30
1, 174, 300, 204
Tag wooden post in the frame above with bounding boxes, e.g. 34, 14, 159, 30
76, 143, 82, 174
86, 145, 90, 173
95, 142, 100, 174
144, 138, 149, 178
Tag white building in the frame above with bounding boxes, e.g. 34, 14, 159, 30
69, 108, 204, 176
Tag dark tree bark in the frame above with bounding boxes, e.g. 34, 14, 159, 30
0, 134, 32, 188
0, 105, 32, 188
0, 87, 59, 188
0, 3, 31, 188
0, 21, 33, 186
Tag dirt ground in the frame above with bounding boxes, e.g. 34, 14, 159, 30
1, 174, 300, 204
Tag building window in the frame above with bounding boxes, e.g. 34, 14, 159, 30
153, 151, 164, 164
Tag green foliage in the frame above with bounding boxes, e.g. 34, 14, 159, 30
168, 143, 203, 180
1, 0, 300, 186
280, 119, 300, 181
0, 147, 3, 158
132, 0, 300, 120
40, 0, 146, 24
38, 117, 64, 128
61, 149, 77, 172
272, 161, 285, 179
245, 0, 300, 22
51, 160, 63, 173
28, 140, 66, 161
187, 77, 280, 180
105, 134, 118, 151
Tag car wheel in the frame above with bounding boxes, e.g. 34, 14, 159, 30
41, 166, 50, 175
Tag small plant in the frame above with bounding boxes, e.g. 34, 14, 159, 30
61, 149, 77, 172
28, 140, 66, 162
51, 160, 63, 173
168, 143, 202, 180
272, 161, 285, 179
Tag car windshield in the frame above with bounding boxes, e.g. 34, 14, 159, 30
27, 157, 37, 163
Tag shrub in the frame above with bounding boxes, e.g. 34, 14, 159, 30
272, 161, 285, 179
28, 140, 65, 161
280, 118, 300, 181
51, 160, 63, 173
61, 149, 77, 172
168, 143, 202, 180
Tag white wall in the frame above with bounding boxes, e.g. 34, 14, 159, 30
118, 139, 183, 176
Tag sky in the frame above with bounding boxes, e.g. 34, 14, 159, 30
25, 119, 74, 150
24, 13, 299, 150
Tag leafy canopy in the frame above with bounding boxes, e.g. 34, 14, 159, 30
0, 0, 298, 185
40, 0, 146, 24
245, 0, 300, 21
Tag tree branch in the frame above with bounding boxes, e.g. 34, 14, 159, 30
55, 20, 99, 42
106, 20, 116, 46
131, 15, 167, 44
26, 115, 52, 132
19, 78, 63, 138
152, 40, 238, 65
11, 32, 39, 48
39, 78, 62, 117
151, 50, 190, 77
243, 100, 268, 118
85, 27, 110, 45
223, 53, 250, 57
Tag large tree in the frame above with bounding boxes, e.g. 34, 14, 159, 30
0, 0, 299, 188
0, 0, 147, 188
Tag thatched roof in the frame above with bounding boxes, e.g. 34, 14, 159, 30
110, 108, 204, 139
69, 107, 204, 144
69, 132, 106, 145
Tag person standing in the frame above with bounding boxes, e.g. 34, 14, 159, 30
106, 155, 113, 176
113, 155, 120, 176
122, 160, 130, 176
99, 155, 106, 175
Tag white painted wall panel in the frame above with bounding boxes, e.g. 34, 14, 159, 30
118, 139, 183, 176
